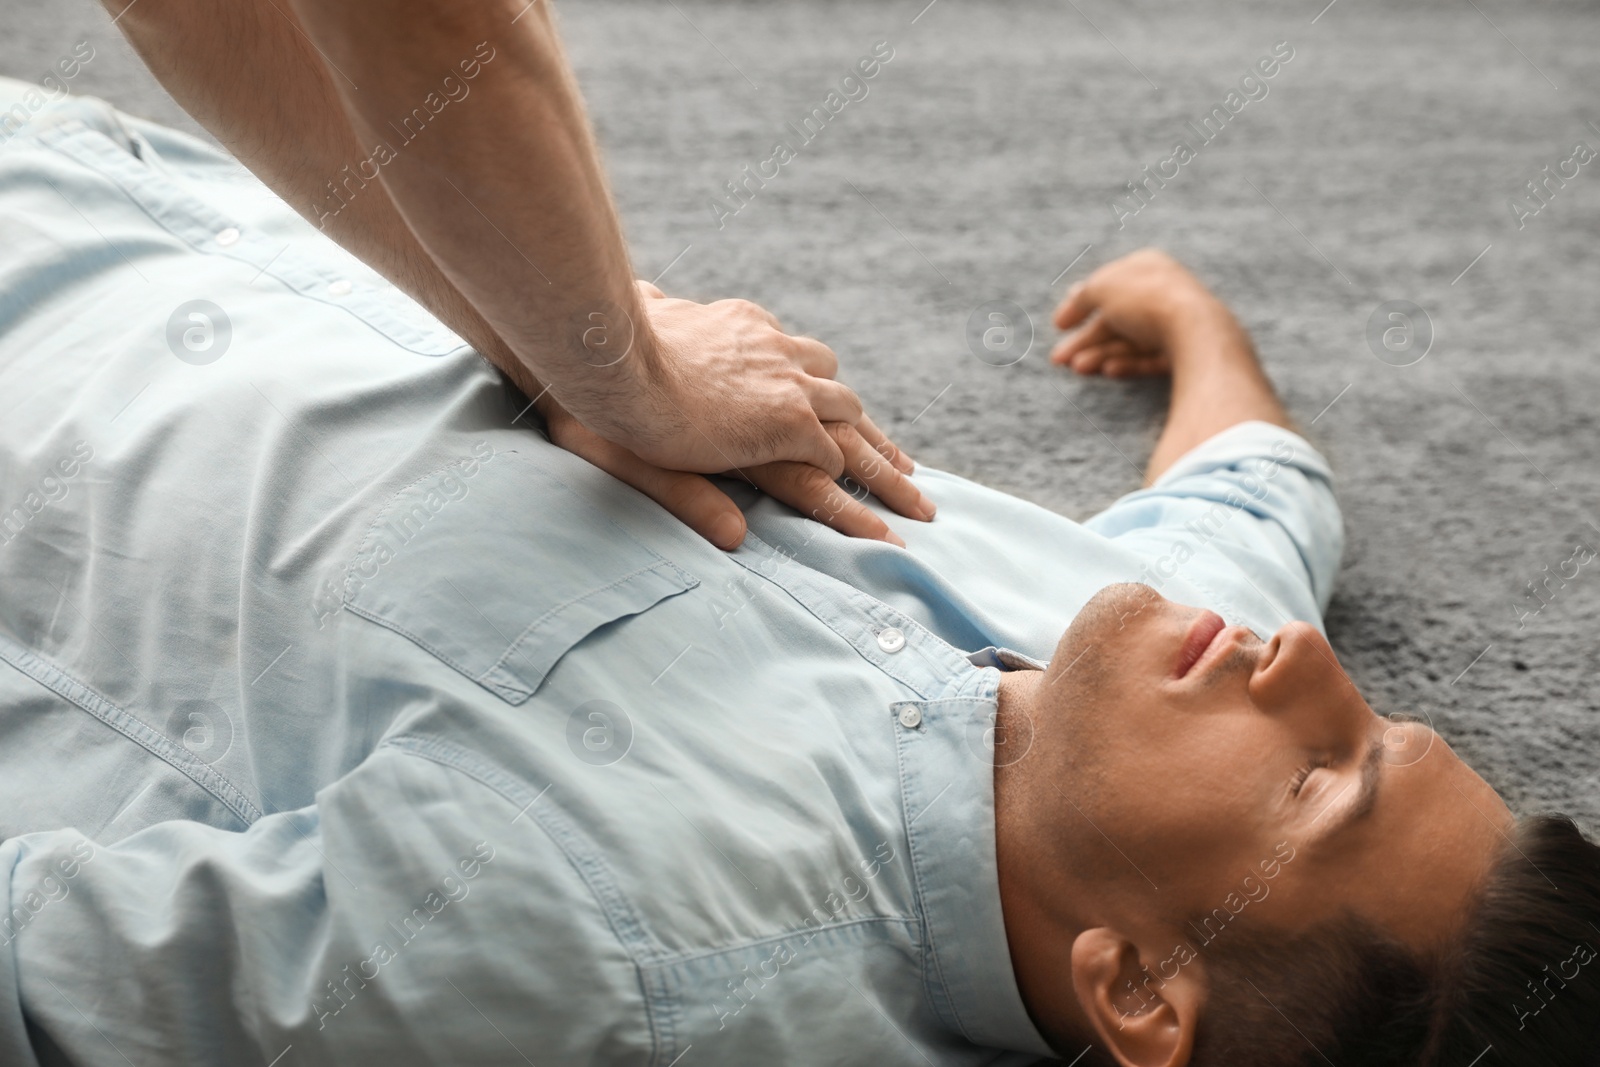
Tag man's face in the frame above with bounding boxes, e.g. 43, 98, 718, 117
1039, 583, 1513, 954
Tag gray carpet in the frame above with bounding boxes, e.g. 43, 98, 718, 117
6, 0, 1599, 828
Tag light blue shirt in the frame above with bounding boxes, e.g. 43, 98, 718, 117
0, 81, 1342, 1067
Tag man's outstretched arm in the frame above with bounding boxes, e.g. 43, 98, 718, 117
1050, 249, 1292, 484
101, 0, 933, 548
1051, 249, 1342, 613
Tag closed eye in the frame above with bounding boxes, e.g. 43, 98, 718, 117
1290, 757, 1331, 797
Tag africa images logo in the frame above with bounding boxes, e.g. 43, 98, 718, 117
707, 40, 895, 230
311, 442, 496, 626
0, 440, 93, 546
1110, 40, 1295, 229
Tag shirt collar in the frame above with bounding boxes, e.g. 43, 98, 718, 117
965, 645, 1049, 672
724, 534, 1053, 1053
891, 665, 1055, 1057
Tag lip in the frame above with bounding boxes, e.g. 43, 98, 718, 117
1173, 610, 1228, 679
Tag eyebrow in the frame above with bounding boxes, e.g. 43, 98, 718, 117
1309, 736, 1385, 838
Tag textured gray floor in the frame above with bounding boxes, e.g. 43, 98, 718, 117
5, 0, 1599, 828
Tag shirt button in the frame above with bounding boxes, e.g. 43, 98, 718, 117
327, 279, 354, 297
876, 627, 906, 653
215, 227, 241, 247
897, 706, 923, 729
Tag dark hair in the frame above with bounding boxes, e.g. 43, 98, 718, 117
1045, 900, 1439, 1066
1421, 814, 1600, 1065
1187, 814, 1600, 1067
1054, 815, 1600, 1066
1189, 912, 1432, 1067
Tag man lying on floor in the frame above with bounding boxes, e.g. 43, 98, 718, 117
0, 88, 1596, 1067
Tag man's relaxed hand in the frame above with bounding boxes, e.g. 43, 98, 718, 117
1048, 248, 1290, 484
1050, 248, 1240, 377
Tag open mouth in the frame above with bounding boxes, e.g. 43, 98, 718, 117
1174, 610, 1228, 679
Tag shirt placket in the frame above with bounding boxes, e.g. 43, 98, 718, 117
724, 532, 983, 702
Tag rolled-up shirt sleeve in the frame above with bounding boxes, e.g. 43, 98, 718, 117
0, 744, 650, 1067
1084, 420, 1344, 622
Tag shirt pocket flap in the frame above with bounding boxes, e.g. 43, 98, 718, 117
343, 447, 698, 704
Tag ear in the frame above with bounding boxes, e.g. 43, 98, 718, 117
1070, 927, 1202, 1067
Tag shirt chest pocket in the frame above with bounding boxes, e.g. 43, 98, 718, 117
342, 445, 699, 704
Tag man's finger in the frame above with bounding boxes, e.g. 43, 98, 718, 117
786, 334, 839, 379
749, 461, 906, 548
636, 281, 666, 299
1053, 281, 1095, 330
1066, 339, 1133, 375
783, 416, 848, 479
854, 413, 915, 475
649, 470, 749, 550
550, 419, 748, 549
804, 377, 864, 426
827, 422, 934, 521
1050, 316, 1114, 364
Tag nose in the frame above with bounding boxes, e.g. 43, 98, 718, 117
1258, 629, 1285, 672
1253, 621, 1319, 678
1249, 621, 1370, 729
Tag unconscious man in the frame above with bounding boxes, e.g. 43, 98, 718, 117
0, 85, 1596, 1067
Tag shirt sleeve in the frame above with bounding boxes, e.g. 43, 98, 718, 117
0, 743, 652, 1067
1084, 420, 1344, 620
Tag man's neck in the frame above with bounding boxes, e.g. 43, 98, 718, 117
992, 668, 1097, 1050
